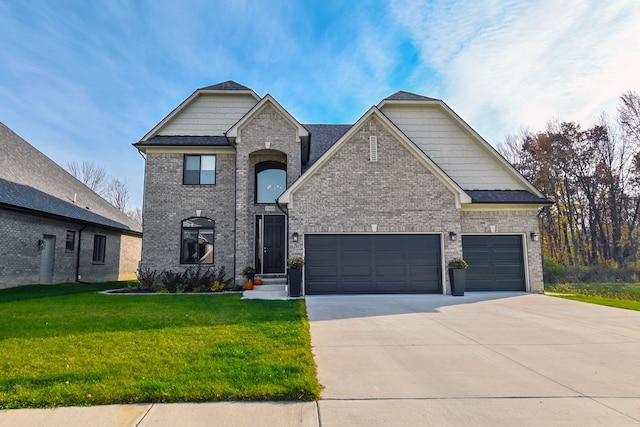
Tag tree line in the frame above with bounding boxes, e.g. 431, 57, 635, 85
499, 91, 640, 268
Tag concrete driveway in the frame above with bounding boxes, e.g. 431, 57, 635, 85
306, 292, 640, 426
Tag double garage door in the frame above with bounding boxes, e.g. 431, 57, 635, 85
304, 234, 525, 295
305, 234, 441, 294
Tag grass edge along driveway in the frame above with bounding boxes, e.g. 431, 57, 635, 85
0, 283, 320, 409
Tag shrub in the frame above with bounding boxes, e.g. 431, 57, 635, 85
543, 258, 565, 284
135, 268, 158, 291
160, 270, 183, 293
183, 266, 213, 293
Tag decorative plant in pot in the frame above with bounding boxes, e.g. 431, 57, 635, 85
287, 257, 304, 297
447, 257, 468, 296
241, 264, 255, 290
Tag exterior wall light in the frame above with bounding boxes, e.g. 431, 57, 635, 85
530, 232, 539, 242
292, 232, 299, 242
449, 231, 457, 241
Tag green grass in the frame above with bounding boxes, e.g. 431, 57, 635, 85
0, 283, 319, 409
545, 282, 640, 311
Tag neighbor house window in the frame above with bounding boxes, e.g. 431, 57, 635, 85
92, 235, 106, 263
181, 217, 214, 264
255, 161, 286, 203
65, 230, 76, 251
184, 155, 216, 185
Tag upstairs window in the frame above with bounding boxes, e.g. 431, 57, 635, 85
184, 155, 216, 185
256, 161, 286, 204
181, 217, 214, 264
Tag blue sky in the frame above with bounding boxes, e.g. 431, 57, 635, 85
1, 0, 639, 208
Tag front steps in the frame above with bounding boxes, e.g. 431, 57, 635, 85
242, 276, 289, 300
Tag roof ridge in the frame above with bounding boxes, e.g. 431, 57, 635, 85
198, 80, 252, 91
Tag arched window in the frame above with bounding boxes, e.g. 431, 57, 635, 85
255, 161, 286, 204
180, 217, 214, 264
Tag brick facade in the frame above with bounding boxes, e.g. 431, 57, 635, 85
234, 104, 301, 278
286, 116, 463, 293
140, 150, 236, 275
461, 209, 544, 293
0, 209, 141, 289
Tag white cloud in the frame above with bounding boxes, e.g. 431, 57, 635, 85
391, 0, 640, 143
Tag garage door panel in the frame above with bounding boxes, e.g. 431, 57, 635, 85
343, 281, 372, 292
342, 265, 372, 276
305, 234, 441, 295
463, 235, 524, 291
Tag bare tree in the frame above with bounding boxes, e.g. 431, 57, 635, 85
618, 91, 640, 145
68, 160, 108, 196
105, 178, 130, 212
126, 207, 143, 225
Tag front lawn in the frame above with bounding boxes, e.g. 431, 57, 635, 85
545, 283, 640, 311
0, 283, 319, 409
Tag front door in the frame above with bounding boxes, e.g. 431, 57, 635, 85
39, 235, 55, 284
255, 215, 286, 274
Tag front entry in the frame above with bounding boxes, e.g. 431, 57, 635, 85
255, 215, 286, 274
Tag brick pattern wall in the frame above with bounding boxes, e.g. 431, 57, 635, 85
140, 151, 236, 276
461, 209, 544, 293
287, 115, 463, 292
0, 209, 141, 288
234, 104, 301, 278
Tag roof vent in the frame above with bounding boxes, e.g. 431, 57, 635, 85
369, 136, 378, 162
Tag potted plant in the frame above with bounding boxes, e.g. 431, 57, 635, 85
240, 264, 255, 290
287, 257, 304, 297
448, 257, 468, 296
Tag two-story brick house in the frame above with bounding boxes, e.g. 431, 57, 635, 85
134, 81, 550, 295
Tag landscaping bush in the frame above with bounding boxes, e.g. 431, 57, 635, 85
135, 267, 159, 291
160, 270, 183, 293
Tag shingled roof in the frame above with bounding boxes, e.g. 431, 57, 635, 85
0, 122, 142, 233
303, 124, 352, 172
384, 91, 439, 102
134, 135, 232, 148
465, 190, 552, 205
199, 81, 253, 91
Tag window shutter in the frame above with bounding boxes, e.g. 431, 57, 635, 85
369, 136, 378, 162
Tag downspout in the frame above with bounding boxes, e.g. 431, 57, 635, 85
232, 141, 238, 286
75, 223, 89, 283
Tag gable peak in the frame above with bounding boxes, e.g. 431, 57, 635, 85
384, 91, 439, 102
199, 80, 253, 91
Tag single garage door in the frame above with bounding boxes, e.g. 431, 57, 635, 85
462, 235, 525, 291
305, 234, 441, 294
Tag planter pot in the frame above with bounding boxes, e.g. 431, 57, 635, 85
288, 268, 302, 297
448, 268, 466, 296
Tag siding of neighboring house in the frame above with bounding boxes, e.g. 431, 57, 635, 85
380, 104, 528, 191
461, 209, 544, 292
286, 115, 463, 293
139, 148, 236, 274
0, 209, 142, 288
157, 94, 258, 136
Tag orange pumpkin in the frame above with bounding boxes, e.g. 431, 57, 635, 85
254, 278, 263, 285
245, 280, 254, 290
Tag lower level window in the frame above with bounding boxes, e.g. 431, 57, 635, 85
181, 217, 214, 264
93, 235, 106, 263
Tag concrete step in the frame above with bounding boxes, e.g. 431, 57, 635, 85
242, 282, 289, 300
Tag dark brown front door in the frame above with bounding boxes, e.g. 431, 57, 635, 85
255, 215, 286, 274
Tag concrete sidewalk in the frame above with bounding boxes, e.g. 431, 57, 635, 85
2, 292, 640, 426
0, 402, 319, 426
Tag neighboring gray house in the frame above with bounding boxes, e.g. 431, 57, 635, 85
134, 81, 551, 295
0, 122, 142, 289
